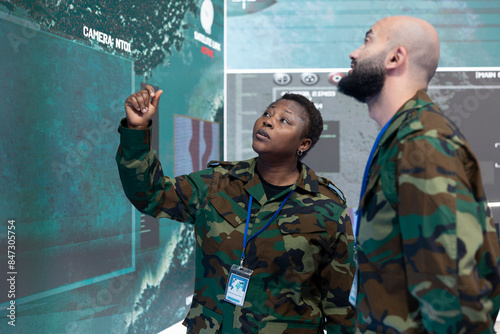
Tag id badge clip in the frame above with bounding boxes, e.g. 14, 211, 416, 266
224, 264, 253, 307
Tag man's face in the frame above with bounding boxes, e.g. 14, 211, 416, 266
337, 52, 386, 103
337, 23, 389, 103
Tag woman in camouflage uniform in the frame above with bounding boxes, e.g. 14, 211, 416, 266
116, 85, 355, 333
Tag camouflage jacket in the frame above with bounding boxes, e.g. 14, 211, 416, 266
354, 90, 500, 333
116, 122, 355, 333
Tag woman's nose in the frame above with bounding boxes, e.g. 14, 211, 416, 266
263, 118, 273, 128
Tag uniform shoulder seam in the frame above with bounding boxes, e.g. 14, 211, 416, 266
318, 177, 346, 205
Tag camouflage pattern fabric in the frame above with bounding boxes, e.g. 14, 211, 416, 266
116, 120, 355, 333
354, 90, 500, 333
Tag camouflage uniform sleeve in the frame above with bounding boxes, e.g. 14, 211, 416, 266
396, 132, 499, 332
397, 134, 461, 331
319, 184, 355, 333
115, 120, 209, 222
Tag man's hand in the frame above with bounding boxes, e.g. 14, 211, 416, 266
124, 85, 163, 129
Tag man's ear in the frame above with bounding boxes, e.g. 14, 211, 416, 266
386, 46, 407, 70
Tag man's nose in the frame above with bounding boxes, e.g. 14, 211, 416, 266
349, 45, 362, 61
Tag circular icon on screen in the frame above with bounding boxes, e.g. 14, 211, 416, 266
273, 73, 292, 86
200, 0, 214, 35
300, 73, 319, 85
329, 72, 345, 85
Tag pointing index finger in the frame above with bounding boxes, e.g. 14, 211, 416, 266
144, 84, 156, 97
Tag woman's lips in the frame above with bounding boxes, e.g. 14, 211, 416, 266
256, 129, 270, 141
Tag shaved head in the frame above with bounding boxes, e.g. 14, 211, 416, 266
338, 15, 441, 119
376, 16, 440, 84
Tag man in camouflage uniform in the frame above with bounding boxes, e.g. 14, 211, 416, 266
337, 16, 500, 333
116, 87, 355, 333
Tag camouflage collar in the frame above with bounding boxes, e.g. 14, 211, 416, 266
228, 158, 321, 197
358, 90, 434, 210
398, 89, 434, 112
378, 89, 434, 147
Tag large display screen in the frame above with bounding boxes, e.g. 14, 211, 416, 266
226, 68, 500, 205
0, 9, 135, 304
0, 1, 224, 333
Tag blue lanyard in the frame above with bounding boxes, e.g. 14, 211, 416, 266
241, 189, 295, 267
355, 120, 392, 237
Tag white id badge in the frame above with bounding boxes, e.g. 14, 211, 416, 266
224, 264, 253, 307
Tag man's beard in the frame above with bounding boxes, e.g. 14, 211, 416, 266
337, 53, 386, 103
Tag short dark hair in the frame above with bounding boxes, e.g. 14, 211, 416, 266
279, 93, 323, 159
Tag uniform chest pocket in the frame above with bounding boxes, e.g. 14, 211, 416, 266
199, 193, 247, 255
278, 215, 327, 274
197, 218, 243, 256
196, 203, 244, 255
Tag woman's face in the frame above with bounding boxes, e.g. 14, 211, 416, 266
252, 99, 310, 160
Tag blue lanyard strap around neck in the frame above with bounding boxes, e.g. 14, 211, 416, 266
241, 189, 295, 266
356, 119, 392, 237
